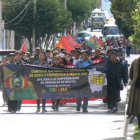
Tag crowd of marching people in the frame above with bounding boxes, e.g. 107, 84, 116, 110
0, 35, 131, 113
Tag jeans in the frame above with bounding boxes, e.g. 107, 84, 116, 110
77, 98, 88, 110
17, 100, 22, 110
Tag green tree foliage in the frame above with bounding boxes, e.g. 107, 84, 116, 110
2, 0, 72, 39
62, 0, 94, 23
111, 0, 137, 38
131, 1, 140, 47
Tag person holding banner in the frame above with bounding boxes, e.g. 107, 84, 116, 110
74, 51, 93, 112
70, 50, 81, 66
33, 52, 49, 113
51, 56, 64, 111
15, 51, 27, 111
6, 53, 18, 113
30, 47, 41, 64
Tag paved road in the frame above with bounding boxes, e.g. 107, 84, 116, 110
0, 54, 139, 140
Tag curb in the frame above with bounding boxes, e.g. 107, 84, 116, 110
126, 124, 135, 140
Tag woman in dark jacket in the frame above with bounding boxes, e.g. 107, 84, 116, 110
107, 51, 128, 113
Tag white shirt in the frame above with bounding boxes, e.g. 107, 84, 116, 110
73, 58, 81, 65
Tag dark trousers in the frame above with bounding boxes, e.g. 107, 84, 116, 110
52, 99, 60, 109
8, 100, 18, 112
37, 99, 46, 108
77, 98, 88, 110
107, 84, 120, 109
17, 100, 22, 110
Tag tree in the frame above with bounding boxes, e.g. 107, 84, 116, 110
2, 0, 72, 51
111, 0, 137, 38
131, 1, 140, 47
66, 0, 93, 23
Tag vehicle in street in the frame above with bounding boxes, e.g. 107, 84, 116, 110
76, 31, 93, 42
91, 28, 103, 38
103, 22, 123, 39
90, 8, 106, 32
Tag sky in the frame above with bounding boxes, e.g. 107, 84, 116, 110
101, 0, 112, 16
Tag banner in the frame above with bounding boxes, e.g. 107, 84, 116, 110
66, 34, 82, 48
88, 35, 104, 49
2, 62, 107, 100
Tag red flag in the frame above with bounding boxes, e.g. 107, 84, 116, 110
20, 41, 26, 54
108, 39, 112, 49
55, 36, 72, 53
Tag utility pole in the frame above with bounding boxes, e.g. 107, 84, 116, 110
0, 0, 2, 49
32, 0, 36, 50
97, 0, 101, 9
64, 0, 67, 36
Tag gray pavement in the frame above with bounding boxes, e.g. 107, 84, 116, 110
0, 54, 139, 140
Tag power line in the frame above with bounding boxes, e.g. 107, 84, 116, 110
12, 6, 29, 25
4, 0, 32, 25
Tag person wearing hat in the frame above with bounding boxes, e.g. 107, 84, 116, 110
6, 53, 18, 113
58, 53, 67, 67
45, 49, 52, 65
91, 49, 103, 64
15, 51, 27, 111
106, 51, 128, 113
30, 47, 41, 64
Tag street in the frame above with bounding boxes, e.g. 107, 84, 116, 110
0, 54, 139, 140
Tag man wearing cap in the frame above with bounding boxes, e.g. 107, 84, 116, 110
45, 50, 52, 65
6, 53, 18, 113
15, 51, 26, 111
74, 51, 93, 112
91, 49, 103, 64
30, 47, 40, 64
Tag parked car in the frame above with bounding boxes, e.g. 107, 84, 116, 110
76, 31, 93, 42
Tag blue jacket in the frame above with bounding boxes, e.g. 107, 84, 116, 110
33, 60, 49, 67
74, 60, 93, 68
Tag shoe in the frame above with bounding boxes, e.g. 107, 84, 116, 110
52, 105, 55, 111
42, 108, 47, 113
8, 109, 12, 113
83, 109, 88, 113
76, 106, 80, 111
36, 107, 40, 113
55, 107, 59, 111
12, 110, 16, 114
111, 107, 118, 113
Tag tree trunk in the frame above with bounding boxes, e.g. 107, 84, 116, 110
15, 32, 21, 50
51, 34, 57, 50
27, 37, 32, 55
44, 34, 51, 50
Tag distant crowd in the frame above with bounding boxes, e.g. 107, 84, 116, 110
0, 35, 131, 114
